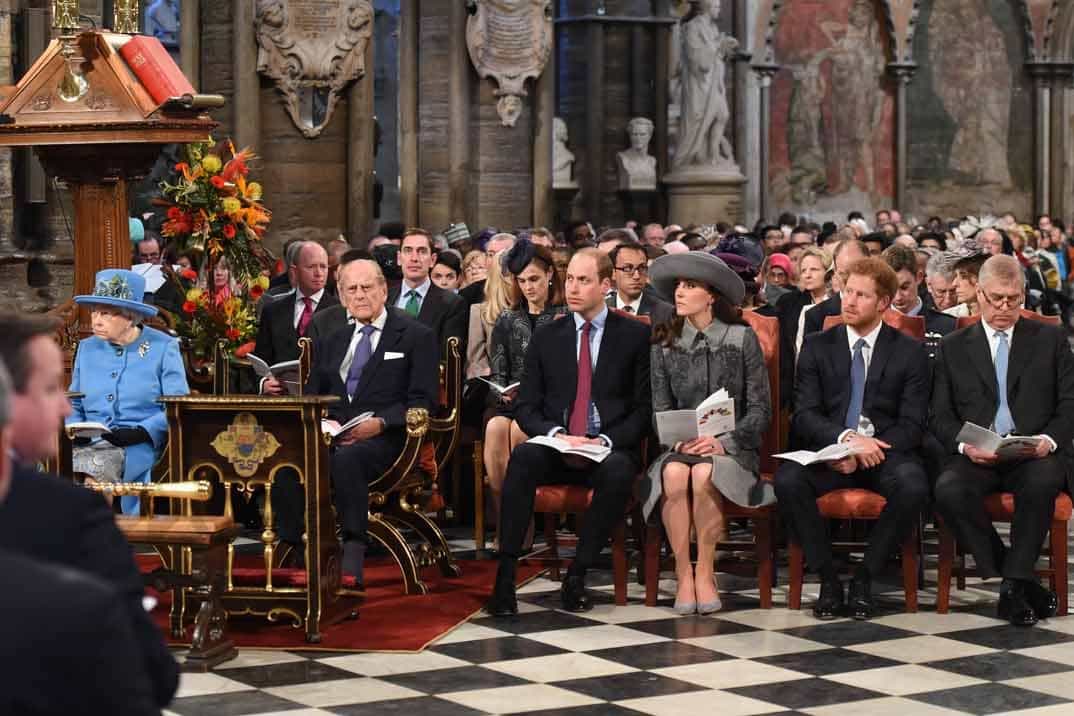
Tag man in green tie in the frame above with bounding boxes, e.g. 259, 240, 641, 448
389, 228, 467, 361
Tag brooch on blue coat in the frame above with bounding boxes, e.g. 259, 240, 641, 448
138, 341, 151, 358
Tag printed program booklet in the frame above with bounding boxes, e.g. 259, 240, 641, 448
654, 389, 735, 446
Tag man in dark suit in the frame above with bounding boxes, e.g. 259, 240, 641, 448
0, 315, 177, 708
305, 248, 374, 343
931, 254, 1074, 626
802, 238, 868, 336
388, 228, 467, 361
881, 244, 956, 356
486, 248, 652, 615
607, 241, 674, 326
256, 241, 340, 394
303, 259, 438, 584
774, 258, 930, 621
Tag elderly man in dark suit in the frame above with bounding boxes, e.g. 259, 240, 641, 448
774, 258, 931, 621
932, 254, 1074, 626
486, 248, 652, 616
0, 322, 163, 713
256, 241, 340, 394
304, 259, 439, 584
388, 228, 468, 361
607, 241, 674, 326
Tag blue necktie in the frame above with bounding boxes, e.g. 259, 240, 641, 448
994, 331, 1014, 435
345, 324, 376, 397
845, 338, 866, 430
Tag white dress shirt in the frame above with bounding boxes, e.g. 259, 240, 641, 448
395, 277, 431, 312
613, 292, 643, 315
838, 320, 883, 443
339, 308, 387, 384
292, 288, 326, 330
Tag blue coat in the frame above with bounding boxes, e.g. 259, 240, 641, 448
68, 326, 189, 510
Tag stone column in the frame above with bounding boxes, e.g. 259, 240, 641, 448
584, 18, 605, 223
887, 62, 916, 214
448, 0, 471, 227
1027, 63, 1052, 216
1048, 63, 1074, 220
533, 37, 554, 227
348, 41, 375, 243
399, 0, 420, 226
752, 63, 778, 224
232, 0, 259, 151
180, 0, 200, 85
653, 6, 671, 223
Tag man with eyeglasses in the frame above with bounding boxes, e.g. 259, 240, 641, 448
606, 242, 673, 326
931, 254, 1074, 627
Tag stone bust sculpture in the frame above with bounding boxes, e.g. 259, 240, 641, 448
145, 0, 180, 47
553, 117, 578, 189
617, 117, 657, 191
670, 0, 739, 176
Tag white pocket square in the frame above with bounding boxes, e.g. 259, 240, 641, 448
384, 351, 405, 360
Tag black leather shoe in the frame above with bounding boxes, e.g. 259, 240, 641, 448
560, 575, 593, 613
1023, 580, 1058, 620
999, 579, 1038, 627
484, 580, 518, 617
848, 572, 875, 621
813, 578, 845, 620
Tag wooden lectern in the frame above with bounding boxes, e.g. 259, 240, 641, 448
0, 31, 216, 335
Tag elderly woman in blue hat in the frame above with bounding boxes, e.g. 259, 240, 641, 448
68, 269, 190, 514
639, 252, 773, 615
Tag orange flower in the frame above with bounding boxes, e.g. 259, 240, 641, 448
222, 223, 236, 239
180, 268, 198, 281
211, 176, 227, 189
182, 300, 197, 314
235, 341, 256, 358
249, 284, 264, 300
225, 328, 241, 341
174, 162, 188, 173
167, 206, 182, 220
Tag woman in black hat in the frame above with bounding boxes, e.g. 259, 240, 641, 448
640, 252, 774, 614
484, 240, 566, 544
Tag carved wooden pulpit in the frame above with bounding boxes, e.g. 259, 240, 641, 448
0, 30, 216, 334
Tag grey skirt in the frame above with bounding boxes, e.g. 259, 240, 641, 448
638, 449, 776, 522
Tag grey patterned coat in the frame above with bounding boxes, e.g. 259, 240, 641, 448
639, 318, 775, 520
488, 304, 567, 412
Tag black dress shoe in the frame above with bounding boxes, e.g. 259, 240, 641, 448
848, 572, 875, 621
1023, 580, 1058, 620
999, 579, 1038, 627
484, 581, 518, 617
813, 578, 845, 620
560, 575, 593, 613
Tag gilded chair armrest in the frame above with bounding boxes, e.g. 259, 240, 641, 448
368, 407, 429, 497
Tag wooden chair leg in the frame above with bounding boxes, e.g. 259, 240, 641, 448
612, 521, 628, 606
472, 440, 485, 550
644, 521, 661, 607
1050, 518, 1069, 616
544, 513, 560, 580
755, 516, 773, 609
901, 528, 919, 613
937, 518, 955, 614
788, 541, 804, 611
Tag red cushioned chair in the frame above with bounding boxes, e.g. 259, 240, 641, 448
524, 309, 649, 605
644, 311, 781, 608
788, 311, 924, 613
936, 310, 1069, 615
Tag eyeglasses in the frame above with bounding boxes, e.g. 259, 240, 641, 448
979, 290, 1023, 308
615, 264, 648, 276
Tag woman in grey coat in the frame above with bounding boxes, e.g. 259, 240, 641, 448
640, 252, 773, 615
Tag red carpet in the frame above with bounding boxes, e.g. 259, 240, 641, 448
139, 555, 544, 653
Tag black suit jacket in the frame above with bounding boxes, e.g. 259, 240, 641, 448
460, 278, 486, 307
803, 293, 841, 336
516, 310, 652, 450
306, 303, 349, 344
606, 292, 675, 327
0, 549, 159, 715
793, 323, 930, 453
777, 289, 821, 408
389, 281, 468, 360
253, 290, 340, 367
0, 467, 178, 707
306, 307, 438, 429
930, 318, 1074, 490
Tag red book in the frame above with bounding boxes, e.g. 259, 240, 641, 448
119, 35, 195, 105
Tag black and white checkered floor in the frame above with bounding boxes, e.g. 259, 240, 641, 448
166, 530, 1074, 716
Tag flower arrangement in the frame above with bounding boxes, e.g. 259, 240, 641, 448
158, 139, 273, 360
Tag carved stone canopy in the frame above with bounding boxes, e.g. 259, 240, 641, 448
254, 0, 373, 139
466, 0, 553, 127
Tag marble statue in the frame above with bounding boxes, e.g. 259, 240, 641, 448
671, 0, 739, 176
553, 117, 578, 189
617, 117, 657, 191
145, 0, 179, 46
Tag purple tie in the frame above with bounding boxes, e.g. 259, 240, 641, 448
345, 325, 376, 397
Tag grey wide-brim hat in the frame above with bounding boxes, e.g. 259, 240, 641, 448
649, 252, 745, 307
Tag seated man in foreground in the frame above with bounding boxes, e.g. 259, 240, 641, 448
774, 258, 930, 620
301, 259, 438, 586
486, 248, 651, 615
931, 254, 1074, 626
